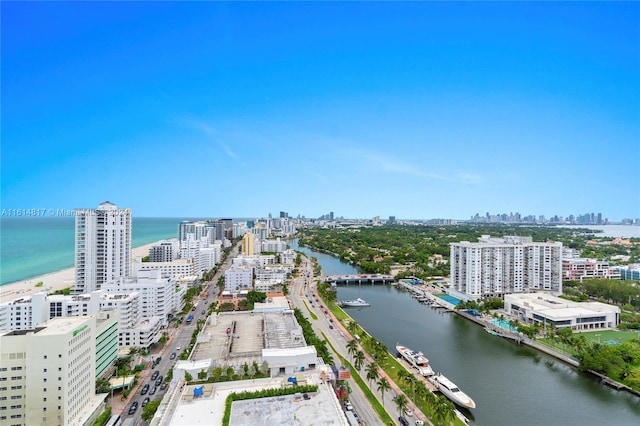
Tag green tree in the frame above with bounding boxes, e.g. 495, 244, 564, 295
141, 399, 161, 422
95, 377, 111, 394
394, 393, 409, 418
354, 350, 365, 371
365, 362, 379, 389
377, 377, 391, 409
346, 339, 358, 361
184, 371, 193, 382
433, 395, 456, 426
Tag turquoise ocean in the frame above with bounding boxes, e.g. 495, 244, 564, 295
0, 217, 184, 286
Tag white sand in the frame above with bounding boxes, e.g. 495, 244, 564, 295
0, 243, 158, 302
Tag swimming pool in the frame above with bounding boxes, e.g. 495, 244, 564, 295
490, 318, 518, 332
435, 294, 461, 306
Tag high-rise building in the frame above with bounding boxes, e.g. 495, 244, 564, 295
148, 240, 178, 262
450, 235, 562, 300
74, 201, 131, 294
0, 316, 106, 426
242, 233, 256, 256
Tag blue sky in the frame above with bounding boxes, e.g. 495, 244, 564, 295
2, 2, 639, 221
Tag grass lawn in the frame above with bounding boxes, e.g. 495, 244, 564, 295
579, 329, 639, 345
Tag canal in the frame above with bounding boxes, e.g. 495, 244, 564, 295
292, 240, 640, 426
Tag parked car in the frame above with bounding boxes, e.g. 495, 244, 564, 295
128, 401, 139, 415
176, 346, 181, 351
329, 325, 334, 329
170, 352, 176, 360
149, 386, 157, 395
142, 397, 150, 407
141, 384, 150, 395
160, 382, 168, 390
156, 376, 163, 386
151, 371, 159, 380
398, 416, 409, 426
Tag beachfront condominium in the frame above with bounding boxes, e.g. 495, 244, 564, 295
0, 316, 107, 426
73, 201, 132, 294
450, 235, 563, 301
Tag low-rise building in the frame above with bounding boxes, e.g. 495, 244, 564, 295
504, 292, 620, 331
224, 267, 252, 291
562, 258, 621, 281
134, 258, 196, 280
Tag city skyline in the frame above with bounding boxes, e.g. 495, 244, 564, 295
2, 2, 639, 221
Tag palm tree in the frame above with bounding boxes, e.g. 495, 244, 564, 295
354, 350, 365, 371
347, 320, 359, 337
415, 380, 436, 408
365, 362, 379, 389
346, 339, 358, 361
406, 374, 418, 401
394, 393, 409, 418
396, 368, 412, 388
377, 377, 391, 409
433, 395, 456, 426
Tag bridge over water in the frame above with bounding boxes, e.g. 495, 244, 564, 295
325, 274, 395, 285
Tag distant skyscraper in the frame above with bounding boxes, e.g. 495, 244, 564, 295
329, 211, 334, 221
74, 201, 131, 294
388, 216, 396, 224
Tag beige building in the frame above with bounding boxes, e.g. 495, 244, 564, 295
242, 232, 256, 256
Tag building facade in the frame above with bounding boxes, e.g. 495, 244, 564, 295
562, 258, 621, 281
74, 201, 132, 294
450, 235, 563, 300
504, 293, 620, 331
101, 270, 180, 327
0, 317, 106, 426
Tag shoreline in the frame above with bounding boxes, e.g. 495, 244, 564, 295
0, 242, 158, 303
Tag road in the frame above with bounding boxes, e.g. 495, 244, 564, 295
119, 240, 242, 425
289, 257, 415, 426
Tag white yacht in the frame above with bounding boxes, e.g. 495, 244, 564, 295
396, 344, 434, 376
339, 298, 370, 307
431, 374, 476, 409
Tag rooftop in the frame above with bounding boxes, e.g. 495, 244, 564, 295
191, 311, 306, 368
164, 374, 347, 426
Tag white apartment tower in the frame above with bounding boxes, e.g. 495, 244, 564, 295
450, 235, 562, 300
74, 201, 132, 294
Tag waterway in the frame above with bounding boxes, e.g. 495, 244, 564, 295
290, 240, 640, 426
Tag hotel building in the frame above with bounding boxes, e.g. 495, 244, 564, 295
0, 317, 107, 426
450, 235, 563, 300
73, 201, 132, 294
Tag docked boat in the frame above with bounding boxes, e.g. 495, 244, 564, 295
339, 298, 370, 307
396, 345, 434, 377
430, 373, 476, 409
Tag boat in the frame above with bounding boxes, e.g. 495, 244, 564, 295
430, 373, 476, 409
395, 345, 434, 377
339, 298, 370, 307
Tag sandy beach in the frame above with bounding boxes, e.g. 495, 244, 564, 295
0, 242, 158, 303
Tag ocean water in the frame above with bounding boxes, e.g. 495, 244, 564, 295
0, 217, 183, 286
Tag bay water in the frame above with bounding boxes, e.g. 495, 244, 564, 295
291, 240, 640, 426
